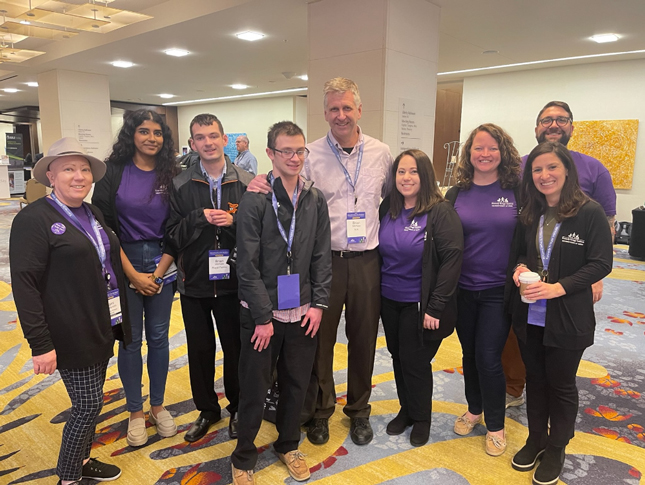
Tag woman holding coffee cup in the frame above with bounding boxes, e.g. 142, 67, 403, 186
508, 142, 612, 485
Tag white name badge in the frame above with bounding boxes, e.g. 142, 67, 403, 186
209, 249, 231, 280
108, 289, 122, 327
347, 212, 367, 244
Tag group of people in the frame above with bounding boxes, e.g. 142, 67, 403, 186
9, 77, 614, 485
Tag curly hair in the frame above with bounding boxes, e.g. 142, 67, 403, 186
455, 123, 521, 190
519, 142, 589, 226
106, 109, 179, 200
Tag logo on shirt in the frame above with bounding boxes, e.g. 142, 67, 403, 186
491, 196, 515, 208
562, 233, 585, 246
51, 222, 66, 235
227, 202, 239, 214
404, 219, 422, 232
155, 185, 167, 196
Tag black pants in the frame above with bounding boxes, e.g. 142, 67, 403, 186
519, 324, 585, 447
180, 293, 241, 418
232, 307, 317, 470
381, 297, 442, 422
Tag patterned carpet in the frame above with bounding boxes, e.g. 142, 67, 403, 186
0, 198, 644, 485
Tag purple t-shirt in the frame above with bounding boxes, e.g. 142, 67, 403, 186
454, 180, 517, 291
115, 161, 170, 242
521, 150, 616, 216
379, 208, 427, 302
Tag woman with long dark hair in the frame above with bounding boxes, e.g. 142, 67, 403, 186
445, 123, 522, 457
508, 142, 612, 485
93, 109, 180, 447
379, 149, 463, 446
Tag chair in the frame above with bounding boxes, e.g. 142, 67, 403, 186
19, 178, 47, 209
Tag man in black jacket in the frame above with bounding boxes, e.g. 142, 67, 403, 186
230, 121, 331, 485
166, 113, 253, 442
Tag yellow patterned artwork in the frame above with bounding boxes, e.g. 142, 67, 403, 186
568, 119, 639, 189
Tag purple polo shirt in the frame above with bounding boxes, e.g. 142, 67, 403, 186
521, 150, 616, 216
379, 208, 427, 302
454, 180, 517, 291
115, 161, 170, 242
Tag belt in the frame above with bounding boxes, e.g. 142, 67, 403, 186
332, 249, 373, 258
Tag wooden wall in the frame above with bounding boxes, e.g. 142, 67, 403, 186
432, 88, 462, 185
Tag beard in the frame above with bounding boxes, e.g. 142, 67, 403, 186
537, 129, 570, 146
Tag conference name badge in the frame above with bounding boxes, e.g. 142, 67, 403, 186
346, 212, 366, 244
108, 289, 122, 327
277, 274, 300, 310
209, 249, 231, 280
154, 255, 178, 283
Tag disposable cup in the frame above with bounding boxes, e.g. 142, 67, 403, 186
519, 271, 540, 304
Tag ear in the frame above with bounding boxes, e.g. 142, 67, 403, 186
266, 147, 274, 161
222, 134, 228, 146
189, 138, 196, 151
357, 103, 363, 120
46, 171, 55, 187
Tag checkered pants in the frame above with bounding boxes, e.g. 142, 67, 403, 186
56, 360, 108, 481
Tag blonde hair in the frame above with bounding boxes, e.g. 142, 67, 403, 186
323, 77, 361, 109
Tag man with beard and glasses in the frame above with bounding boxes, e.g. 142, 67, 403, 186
502, 100, 616, 411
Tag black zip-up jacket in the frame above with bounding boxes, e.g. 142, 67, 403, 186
505, 200, 613, 350
236, 175, 332, 325
379, 197, 463, 341
166, 160, 254, 298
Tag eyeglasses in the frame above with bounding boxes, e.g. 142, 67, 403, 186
271, 147, 310, 160
538, 116, 572, 128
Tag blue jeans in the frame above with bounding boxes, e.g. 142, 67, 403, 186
119, 240, 174, 413
455, 285, 510, 431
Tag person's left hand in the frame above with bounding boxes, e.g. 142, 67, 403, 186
523, 281, 566, 301
591, 280, 603, 304
301, 308, 323, 337
205, 209, 233, 227
423, 313, 440, 330
33, 349, 57, 375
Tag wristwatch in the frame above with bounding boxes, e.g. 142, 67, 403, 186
151, 274, 163, 285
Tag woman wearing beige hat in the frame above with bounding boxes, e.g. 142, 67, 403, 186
10, 137, 131, 485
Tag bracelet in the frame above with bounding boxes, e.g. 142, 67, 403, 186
513, 263, 527, 272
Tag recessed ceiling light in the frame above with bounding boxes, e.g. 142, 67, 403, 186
590, 33, 619, 43
235, 31, 265, 42
298, 74, 308, 81
112, 60, 134, 68
19, 20, 30, 25
164, 48, 189, 57
482, 50, 499, 55
163, 87, 308, 106
3, 88, 18, 93
231, 84, 249, 90
159, 93, 175, 99
26, 82, 38, 87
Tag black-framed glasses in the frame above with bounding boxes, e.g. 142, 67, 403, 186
271, 147, 310, 160
538, 116, 572, 128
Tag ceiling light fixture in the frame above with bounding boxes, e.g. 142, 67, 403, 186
235, 31, 265, 41
438, 49, 645, 76
298, 74, 308, 81
19, 20, 29, 25
159, 93, 174, 99
3, 88, 18, 93
231, 84, 248, 90
112, 60, 133, 68
26, 81, 38, 87
590, 33, 619, 43
164, 48, 189, 57
164, 87, 308, 106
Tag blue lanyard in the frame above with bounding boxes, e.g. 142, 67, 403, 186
50, 193, 107, 272
200, 161, 226, 210
326, 134, 364, 192
538, 214, 562, 281
270, 172, 299, 273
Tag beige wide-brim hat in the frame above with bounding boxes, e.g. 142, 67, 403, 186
32, 137, 106, 187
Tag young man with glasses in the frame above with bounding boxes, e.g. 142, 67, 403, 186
231, 121, 331, 484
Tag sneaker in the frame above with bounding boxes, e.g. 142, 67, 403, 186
81, 458, 121, 481
485, 431, 507, 456
231, 463, 255, 484
506, 392, 525, 408
532, 445, 565, 485
512, 440, 546, 471
386, 411, 413, 436
149, 407, 177, 438
306, 417, 329, 445
278, 449, 310, 481
126, 416, 148, 447
453, 413, 482, 436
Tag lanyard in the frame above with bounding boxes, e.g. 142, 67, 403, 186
50, 193, 108, 277
538, 214, 561, 281
200, 160, 226, 210
326, 134, 364, 192
270, 172, 299, 274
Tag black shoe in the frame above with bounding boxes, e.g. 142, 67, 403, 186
307, 418, 329, 445
512, 440, 546, 471
410, 421, 430, 447
81, 457, 121, 481
229, 412, 238, 439
185, 414, 221, 443
532, 445, 565, 485
386, 411, 413, 436
350, 417, 373, 445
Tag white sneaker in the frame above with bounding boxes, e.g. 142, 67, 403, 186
506, 392, 525, 409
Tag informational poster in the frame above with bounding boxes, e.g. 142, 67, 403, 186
398, 99, 422, 152
6, 133, 24, 168
76, 124, 101, 156
9, 169, 25, 194
225, 132, 246, 163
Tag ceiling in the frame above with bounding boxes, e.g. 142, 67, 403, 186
0, 0, 644, 112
